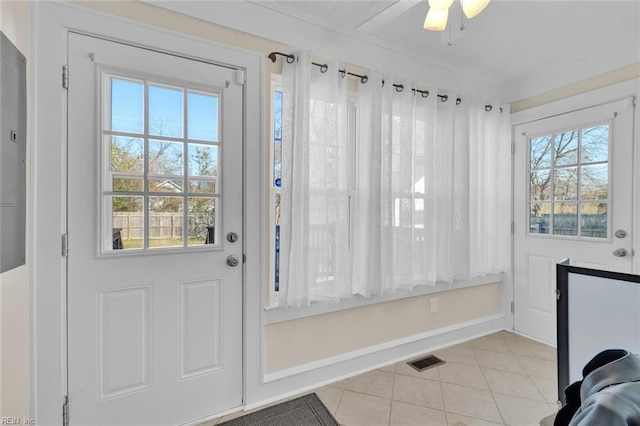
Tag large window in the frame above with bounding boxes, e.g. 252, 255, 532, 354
269, 76, 356, 302
103, 74, 221, 251
528, 123, 610, 238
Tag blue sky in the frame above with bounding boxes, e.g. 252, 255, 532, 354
111, 77, 219, 142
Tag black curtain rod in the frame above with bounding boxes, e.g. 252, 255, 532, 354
268, 51, 502, 112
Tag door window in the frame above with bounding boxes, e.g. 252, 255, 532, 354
528, 123, 609, 239
104, 74, 221, 251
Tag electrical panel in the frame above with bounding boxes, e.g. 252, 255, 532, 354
0, 32, 27, 273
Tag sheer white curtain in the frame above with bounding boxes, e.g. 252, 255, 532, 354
353, 76, 511, 296
353, 75, 441, 296
467, 101, 512, 277
279, 51, 351, 307
281, 57, 511, 304
352, 70, 390, 297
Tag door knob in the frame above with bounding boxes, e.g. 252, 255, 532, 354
226, 254, 240, 267
613, 248, 628, 258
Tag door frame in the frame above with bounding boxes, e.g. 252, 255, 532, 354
31, 3, 263, 424
510, 79, 640, 340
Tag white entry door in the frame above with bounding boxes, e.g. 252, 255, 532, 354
67, 33, 243, 425
513, 98, 635, 345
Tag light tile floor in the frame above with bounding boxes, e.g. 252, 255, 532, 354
208, 331, 559, 426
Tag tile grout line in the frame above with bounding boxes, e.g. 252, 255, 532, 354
475, 336, 508, 425
388, 365, 397, 426
332, 380, 346, 425
437, 364, 449, 425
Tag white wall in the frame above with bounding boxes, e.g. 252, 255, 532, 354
511, 63, 640, 113
0, 0, 30, 419
266, 283, 502, 374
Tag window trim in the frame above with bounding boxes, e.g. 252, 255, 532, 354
100, 68, 224, 256
526, 119, 612, 241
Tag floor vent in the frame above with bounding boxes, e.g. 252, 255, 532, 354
407, 355, 445, 372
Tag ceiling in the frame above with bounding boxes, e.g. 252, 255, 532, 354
253, 0, 640, 94
146, 0, 640, 100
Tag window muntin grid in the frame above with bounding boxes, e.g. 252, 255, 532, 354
103, 74, 221, 252
528, 123, 609, 239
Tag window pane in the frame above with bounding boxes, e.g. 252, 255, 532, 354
581, 202, 607, 238
275, 193, 281, 226
111, 78, 143, 134
554, 203, 578, 236
275, 194, 280, 292
188, 144, 218, 177
149, 85, 184, 138
530, 136, 552, 169
530, 203, 550, 234
581, 125, 608, 164
188, 180, 216, 194
274, 90, 282, 186
554, 167, 578, 200
111, 196, 144, 250
554, 131, 578, 166
581, 164, 608, 200
149, 196, 184, 248
188, 197, 216, 246
530, 170, 551, 201
149, 178, 183, 193
111, 136, 143, 173
187, 92, 218, 142
149, 140, 184, 176
112, 177, 143, 192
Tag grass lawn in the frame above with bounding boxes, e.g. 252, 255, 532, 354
121, 237, 207, 249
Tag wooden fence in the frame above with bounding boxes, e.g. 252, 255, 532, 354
113, 212, 211, 239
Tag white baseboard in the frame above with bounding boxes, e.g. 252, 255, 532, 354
246, 313, 504, 411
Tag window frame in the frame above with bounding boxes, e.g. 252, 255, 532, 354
100, 68, 224, 255
526, 119, 612, 241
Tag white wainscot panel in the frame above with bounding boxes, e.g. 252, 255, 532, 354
180, 278, 222, 379
527, 255, 554, 313
99, 286, 152, 400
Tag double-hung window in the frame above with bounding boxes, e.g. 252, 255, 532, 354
269, 75, 357, 305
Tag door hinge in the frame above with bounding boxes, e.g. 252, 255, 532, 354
63, 395, 69, 426
62, 234, 69, 257
511, 141, 515, 155
511, 222, 515, 234
556, 289, 561, 300
243, 253, 246, 264
234, 69, 246, 85
510, 301, 514, 313
62, 65, 69, 89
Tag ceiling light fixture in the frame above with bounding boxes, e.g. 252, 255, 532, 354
461, 0, 490, 19
423, 8, 449, 31
423, 0, 490, 31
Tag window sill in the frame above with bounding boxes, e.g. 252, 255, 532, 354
264, 273, 503, 325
